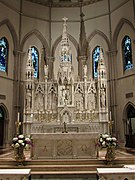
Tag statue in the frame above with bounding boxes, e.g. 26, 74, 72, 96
83, 65, 87, 77
44, 65, 48, 77
26, 90, 31, 109
100, 88, 106, 107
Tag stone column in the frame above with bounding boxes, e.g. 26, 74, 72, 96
13, 50, 26, 133
107, 50, 117, 135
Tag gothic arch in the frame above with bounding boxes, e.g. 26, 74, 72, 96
20, 29, 50, 56
123, 102, 135, 136
113, 18, 135, 50
0, 19, 19, 50
87, 29, 111, 51
0, 103, 9, 147
52, 34, 78, 57
123, 102, 135, 120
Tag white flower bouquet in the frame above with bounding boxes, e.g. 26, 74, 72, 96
12, 134, 32, 149
98, 133, 118, 148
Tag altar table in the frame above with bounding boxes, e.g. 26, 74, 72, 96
31, 132, 98, 159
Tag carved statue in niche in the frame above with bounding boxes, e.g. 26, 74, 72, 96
87, 83, 96, 110
87, 93, 96, 110
100, 87, 106, 107
35, 93, 44, 111
26, 89, 31, 109
52, 94, 57, 110
83, 65, 87, 77
75, 94, 83, 111
44, 65, 48, 77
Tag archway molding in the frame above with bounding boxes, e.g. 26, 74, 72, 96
0, 19, 19, 50
20, 29, 50, 56
87, 29, 111, 51
113, 18, 135, 50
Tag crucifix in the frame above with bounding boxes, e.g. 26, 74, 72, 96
15, 112, 21, 135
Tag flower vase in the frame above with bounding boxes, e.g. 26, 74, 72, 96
105, 146, 115, 164
14, 147, 25, 165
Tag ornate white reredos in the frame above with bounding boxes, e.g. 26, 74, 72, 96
23, 17, 109, 135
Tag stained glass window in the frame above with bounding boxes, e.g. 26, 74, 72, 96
122, 35, 133, 71
0, 37, 9, 72
31, 46, 39, 78
92, 46, 100, 78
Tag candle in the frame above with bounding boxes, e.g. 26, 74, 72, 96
110, 111, 111, 120
17, 112, 20, 121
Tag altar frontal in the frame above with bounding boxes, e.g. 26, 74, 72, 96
31, 132, 98, 159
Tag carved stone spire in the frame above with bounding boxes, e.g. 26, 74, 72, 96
79, 12, 88, 56
25, 46, 34, 89
26, 46, 33, 69
97, 48, 106, 79
60, 17, 72, 62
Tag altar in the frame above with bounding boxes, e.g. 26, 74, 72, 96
23, 17, 109, 160
31, 132, 98, 159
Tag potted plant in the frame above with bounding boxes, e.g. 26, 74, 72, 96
98, 133, 118, 164
12, 134, 32, 165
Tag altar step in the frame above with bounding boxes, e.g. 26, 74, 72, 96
0, 158, 134, 175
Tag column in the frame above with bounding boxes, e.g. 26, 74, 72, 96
107, 50, 117, 135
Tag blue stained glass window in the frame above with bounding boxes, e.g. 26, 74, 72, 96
31, 46, 39, 78
0, 37, 9, 72
122, 36, 133, 71
92, 46, 100, 78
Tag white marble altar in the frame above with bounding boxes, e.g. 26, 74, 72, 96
31, 132, 98, 159
0, 169, 31, 180
97, 168, 135, 180
23, 17, 109, 137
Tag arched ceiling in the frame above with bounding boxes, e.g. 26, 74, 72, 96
25, 0, 103, 7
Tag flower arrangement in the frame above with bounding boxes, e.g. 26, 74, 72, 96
98, 133, 118, 148
12, 134, 32, 149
